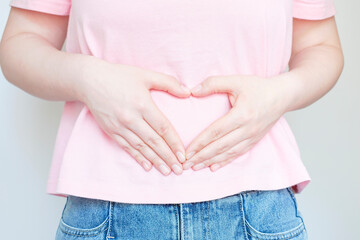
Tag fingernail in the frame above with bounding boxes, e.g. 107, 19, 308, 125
172, 164, 183, 175
176, 151, 186, 163
193, 163, 205, 170
159, 164, 171, 175
142, 161, 152, 171
191, 85, 202, 94
211, 164, 220, 171
183, 161, 194, 170
181, 85, 191, 94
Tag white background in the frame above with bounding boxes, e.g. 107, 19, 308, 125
0, 1, 359, 239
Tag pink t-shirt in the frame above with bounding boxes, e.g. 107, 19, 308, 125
9, 0, 336, 204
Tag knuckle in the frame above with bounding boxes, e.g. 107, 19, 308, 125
151, 158, 163, 166
202, 160, 211, 166
133, 141, 147, 151
247, 127, 258, 136
146, 155, 159, 164
158, 123, 170, 136
146, 136, 163, 147
104, 117, 120, 132
111, 133, 123, 143
118, 112, 135, 125
147, 151, 164, 166
163, 152, 177, 163
155, 161, 171, 171
153, 149, 174, 164
133, 101, 147, 111
211, 128, 223, 138
131, 151, 142, 160
218, 144, 229, 153
227, 148, 239, 158
120, 143, 131, 152
192, 154, 204, 163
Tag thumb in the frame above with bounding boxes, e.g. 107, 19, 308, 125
145, 71, 191, 97
190, 76, 234, 97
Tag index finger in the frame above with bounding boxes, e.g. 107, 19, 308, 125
185, 107, 241, 159
142, 99, 186, 163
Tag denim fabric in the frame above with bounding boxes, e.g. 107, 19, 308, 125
55, 187, 308, 240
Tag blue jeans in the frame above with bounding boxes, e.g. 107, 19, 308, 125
55, 187, 308, 240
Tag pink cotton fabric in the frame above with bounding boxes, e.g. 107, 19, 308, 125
9, 0, 336, 204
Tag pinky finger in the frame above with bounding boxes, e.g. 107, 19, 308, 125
209, 140, 253, 172
209, 140, 254, 172
112, 134, 153, 172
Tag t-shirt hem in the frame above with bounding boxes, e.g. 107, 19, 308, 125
9, 0, 71, 16
293, 2, 336, 20
46, 177, 311, 204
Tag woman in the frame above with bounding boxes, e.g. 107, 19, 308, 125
0, 0, 343, 239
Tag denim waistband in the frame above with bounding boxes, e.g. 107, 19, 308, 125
55, 187, 308, 240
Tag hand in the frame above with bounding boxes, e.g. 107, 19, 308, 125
182, 75, 289, 172
81, 62, 191, 176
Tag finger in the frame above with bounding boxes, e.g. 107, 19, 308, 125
206, 130, 269, 172
185, 107, 241, 160
183, 126, 249, 170
208, 139, 255, 170
118, 128, 175, 176
144, 70, 191, 97
192, 138, 254, 171
126, 119, 184, 175
142, 99, 187, 163
190, 75, 237, 97
209, 159, 233, 172
111, 133, 153, 172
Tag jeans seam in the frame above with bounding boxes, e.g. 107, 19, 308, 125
286, 187, 303, 220
60, 225, 109, 237
246, 229, 305, 240
239, 193, 250, 240
207, 201, 210, 239
175, 204, 180, 240
106, 201, 115, 239
245, 220, 305, 239
59, 197, 111, 237
202, 202, 205, 240
60, 216, 109, 234
287, 187, 307, 235
60, 196, 69, 223
242, 188, 306, 240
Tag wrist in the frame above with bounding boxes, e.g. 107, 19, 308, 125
269, 71, 304, 114
75, 55, 110, 104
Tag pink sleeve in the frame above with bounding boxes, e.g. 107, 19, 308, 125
293, 0, 336, 20
9, 0, 71, 16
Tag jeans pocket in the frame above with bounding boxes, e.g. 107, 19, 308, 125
56, 195, 112, 239
240, 187, 307, 240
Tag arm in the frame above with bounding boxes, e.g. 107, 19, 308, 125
0, 7, 190, 175
182, 16, 345, 170
0, 7, 103, 102
277, 16, 344, 112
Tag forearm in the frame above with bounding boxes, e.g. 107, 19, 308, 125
275, 43, 344, 113
0, 32, 103, 102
